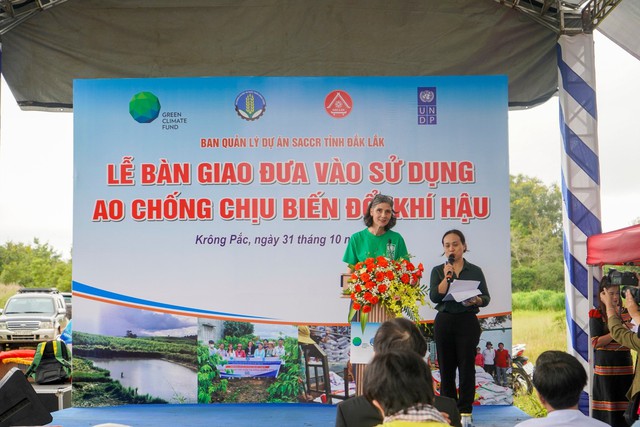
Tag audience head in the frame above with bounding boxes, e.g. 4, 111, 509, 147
373, 317, 428, 358
363, 194, 397, 230
532, 350, 587, 410
364, 349, 435, 417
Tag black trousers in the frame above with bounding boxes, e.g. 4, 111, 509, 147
434, 311, 481, 413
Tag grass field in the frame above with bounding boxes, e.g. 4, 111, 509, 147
512, 309, 567, 362
512, 309, 567, 417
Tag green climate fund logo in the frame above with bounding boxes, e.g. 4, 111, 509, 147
129, 92, 161, 123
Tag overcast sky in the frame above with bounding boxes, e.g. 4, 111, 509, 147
0, 32, 637, 261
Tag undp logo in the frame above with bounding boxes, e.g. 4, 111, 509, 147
129, 92, 161, 123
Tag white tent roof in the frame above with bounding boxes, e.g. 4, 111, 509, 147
597, 0, 640, 61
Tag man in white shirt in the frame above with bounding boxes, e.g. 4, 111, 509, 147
481, 342, 496, 379
273, 338, 286, 358
515, 350, 608, 427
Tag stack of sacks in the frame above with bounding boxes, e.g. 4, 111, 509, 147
474, 365, 495, 386
431, 365, 513, 406
475, 381, 514, 405
316, 326, 350, 363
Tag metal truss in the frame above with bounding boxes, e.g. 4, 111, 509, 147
0, 0, 624, 37
496, 0, 624, 34
0, 0, 68, 35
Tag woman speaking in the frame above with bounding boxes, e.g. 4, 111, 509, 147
342, 193, 408, 270
429, 229, 490, 414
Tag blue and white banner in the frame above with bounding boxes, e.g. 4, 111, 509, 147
73, 76, 510, 326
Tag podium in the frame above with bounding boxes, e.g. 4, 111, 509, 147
352, 304, 393, 396
341, 273, 394, 396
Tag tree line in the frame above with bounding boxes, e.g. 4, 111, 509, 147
0, 239, 71, 291
0, 174, 568, 293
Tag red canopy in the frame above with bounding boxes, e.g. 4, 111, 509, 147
586, 224, 640, 266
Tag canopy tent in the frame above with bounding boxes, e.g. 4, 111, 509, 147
597, 0, 640, 61
0, 0, 562, 110
0, 0, 635, 111
585, 223, 640, 415
587, 224, 640, 266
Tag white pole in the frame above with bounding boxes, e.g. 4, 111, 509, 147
557, 33, 602, 415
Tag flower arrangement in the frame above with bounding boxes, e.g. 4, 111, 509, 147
343, 256, 427, 331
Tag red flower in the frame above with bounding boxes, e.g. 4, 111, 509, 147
371, 296, 379, 305
362, 305, 372, 313
400, 273, 410, 284
360, 272, 371, 283
355, 284, 362, 293
376, 256, 389, 268
375, 271, 386, 282
385, 270, 394, 280
378, 284, 387, 293
365, 281, 375, 290
364, 292, 373, 302
353, 302, 361, 310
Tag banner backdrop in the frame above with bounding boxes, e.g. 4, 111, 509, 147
72, 76, 511, 404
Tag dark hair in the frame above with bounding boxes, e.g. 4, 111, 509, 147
440, 229, 467, 256
363, 194, 397, 230
373, 318, 428, 358
532, 350, 587, 409
597, 275, 620, 320
364, 350, 434, 416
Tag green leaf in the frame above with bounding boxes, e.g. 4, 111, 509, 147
360, 311, 368, 333
348, 304, 357, 323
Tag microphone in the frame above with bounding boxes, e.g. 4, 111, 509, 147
446, 254, 455, 284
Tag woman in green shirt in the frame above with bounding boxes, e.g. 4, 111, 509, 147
342, 194, 408, 271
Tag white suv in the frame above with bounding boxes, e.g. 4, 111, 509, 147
0, 288, 68, 349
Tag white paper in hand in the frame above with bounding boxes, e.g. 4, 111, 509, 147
443, 279, 481, 303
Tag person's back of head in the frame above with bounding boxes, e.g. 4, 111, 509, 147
532, 350, 586, 410
373, 317, 428, 357
364, 349, 435, 416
